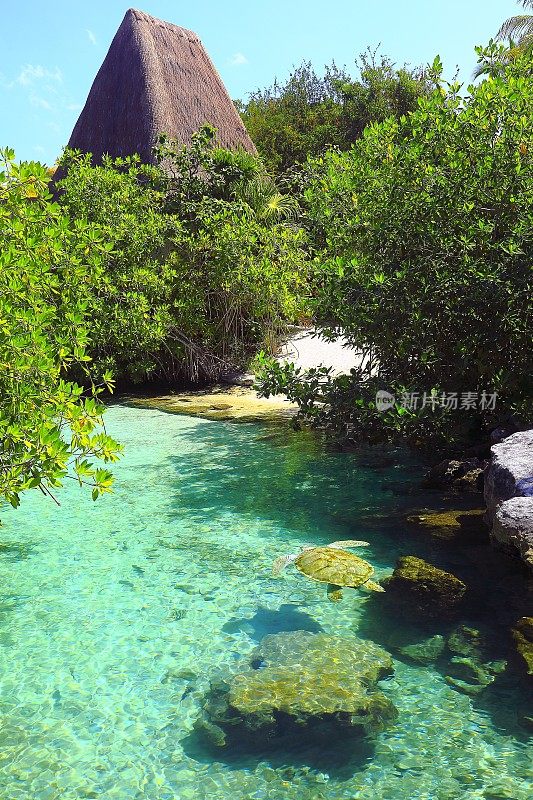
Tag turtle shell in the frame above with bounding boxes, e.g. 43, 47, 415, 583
294, 547, 374, 587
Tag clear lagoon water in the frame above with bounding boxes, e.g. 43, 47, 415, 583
0, 404, 531, 800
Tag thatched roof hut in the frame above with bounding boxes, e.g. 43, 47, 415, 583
67, 8, 256, 163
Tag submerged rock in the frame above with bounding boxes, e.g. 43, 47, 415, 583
424, 459, 486, 492
406, 508, 487, 541
195, 631, 397, 748
445, 657, 506, 696
250, 630, 393, 686
125, 387, 297, 422
512, 617, 533, 676
447, 625, 486, 659
399, 634, 446, 665
444, 625, 507, 696
384, 556, 467, 617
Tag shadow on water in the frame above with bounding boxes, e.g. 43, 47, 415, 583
356, 539, 533, 737
0, 540, 35, 561
181, 726, 375, 779
165, 420, 424, 541
0, 596, 31, 648
222, 604, 324, 641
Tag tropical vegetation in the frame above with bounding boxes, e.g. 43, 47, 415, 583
257, 47, 533, 447
237, 50, 432, 173
0, 148, 121, 507
57, 126, 308, 387
497, 0, 533, 57
2, 32, 532, 511
475, 0, 533, 76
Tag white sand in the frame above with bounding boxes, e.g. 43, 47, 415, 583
275, 327, 369, 375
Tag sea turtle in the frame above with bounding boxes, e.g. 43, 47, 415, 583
272, 540, 385, 601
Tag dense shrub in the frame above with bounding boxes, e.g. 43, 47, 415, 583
58, 128, 309, 386
238, 51, 431, 173
0, 148, 121, 507
258, 49, 533, 446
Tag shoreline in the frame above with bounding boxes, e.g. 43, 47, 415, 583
122, 385, 298, 423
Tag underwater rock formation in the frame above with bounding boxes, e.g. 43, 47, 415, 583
512, 617, 533, 676
424, 458, 486, 492
444, 625, 507, 696
195, 631, 397, 748
406, 508, 487, 541
444, 657, 506, 696
125, 387, 297, 422
384, 556, 467, 617
399, 634, 446, 665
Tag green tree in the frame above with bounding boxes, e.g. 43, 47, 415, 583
238, 52, 431, 173
257, 50, 533, 447
0, 148, 121, 509
58, 150, 180, 384
58, 129, 309, 386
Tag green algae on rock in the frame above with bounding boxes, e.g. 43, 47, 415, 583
423, 458, 486, 492
252, 630, 393, 685
124, 386, 297, 423
384, 556, 467, 617
399, 634, 446, 665
512, 617, 533, 676
196, 632, 397, 748
406, 508, 487, 541
447, 625, 487, 659
442, 626, 507, 696
444, 657, 506, 696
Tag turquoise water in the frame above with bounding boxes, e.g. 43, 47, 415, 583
0, 404, 531, 800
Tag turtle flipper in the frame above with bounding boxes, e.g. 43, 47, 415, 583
272, 554, 297, 576
328, 540, 370, 549
365, 580, 385, 593
327, 583, 344, 601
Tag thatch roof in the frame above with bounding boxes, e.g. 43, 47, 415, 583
67, 8, 256, 163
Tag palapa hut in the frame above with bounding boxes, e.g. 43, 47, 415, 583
66, 8, 256, 163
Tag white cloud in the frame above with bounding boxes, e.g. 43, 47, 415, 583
86, 29, 97, 46
229, 52, 248, 67
34, 145, 46, 154
66, 102, 82, 112
30, 95, 52, 110
16, 64, 62, 87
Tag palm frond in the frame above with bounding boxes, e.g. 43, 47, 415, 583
507, 31, 533, 58
262, 192, 300, 222
472, 59, 507, 79
233, 173, 300, 222
497, 14, 533, 42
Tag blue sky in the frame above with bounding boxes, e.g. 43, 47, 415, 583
0, 0, 521, 164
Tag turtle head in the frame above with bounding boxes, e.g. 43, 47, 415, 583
272, 553, 297, 576
364, 579, 385, 593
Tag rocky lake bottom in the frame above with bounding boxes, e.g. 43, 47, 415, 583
0, 404, 531, 800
